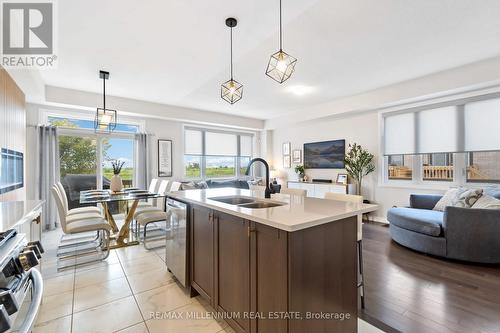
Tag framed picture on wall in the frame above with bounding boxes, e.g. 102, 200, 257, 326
158, 139, 172, 177
283, 155, 291, 169
282, 142, 291, 155
292, 149, 302, 163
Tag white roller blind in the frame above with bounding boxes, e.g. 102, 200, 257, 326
384, 113, 415, 155
185, 129, 202, 155
417, 106, 459, 154
206, 132, 237, 156
464, 98, 500, 152
240, 136, 252, 156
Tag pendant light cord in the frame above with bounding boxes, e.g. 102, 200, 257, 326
279, 0, 283, 51
230, 26, 233, 80
103, 75, 106, 111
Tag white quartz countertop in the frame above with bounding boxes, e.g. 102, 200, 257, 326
167, 188, 378, 232
0, 200, 44, 231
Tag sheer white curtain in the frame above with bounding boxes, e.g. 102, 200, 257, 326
34, 125, 60, 230
135, 133, 150, 190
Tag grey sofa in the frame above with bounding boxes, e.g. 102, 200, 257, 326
388, 189, 500, 264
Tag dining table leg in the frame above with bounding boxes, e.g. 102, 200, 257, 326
102, 202, 119, 233
115, 199, 140, 246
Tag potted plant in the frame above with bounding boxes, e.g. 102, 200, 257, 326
294, 165, 305, 181
344, 143, 375, 197
110, 159, 125, 192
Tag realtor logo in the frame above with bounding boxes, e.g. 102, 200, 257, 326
1, 1, 57, 68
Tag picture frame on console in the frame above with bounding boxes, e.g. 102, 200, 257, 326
336, 173, 348, 185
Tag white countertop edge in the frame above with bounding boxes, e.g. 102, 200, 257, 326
167, 192, 378, 232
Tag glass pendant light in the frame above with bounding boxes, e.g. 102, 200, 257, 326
94, 70, 117, 133
266, 0, 297, 84
221, 18, 243, 105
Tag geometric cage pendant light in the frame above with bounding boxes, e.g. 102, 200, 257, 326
221, 17, 243, 105
94, 70, 117, 133
265, 0, 297, 84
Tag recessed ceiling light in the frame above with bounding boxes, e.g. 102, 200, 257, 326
286, 85, 314, 96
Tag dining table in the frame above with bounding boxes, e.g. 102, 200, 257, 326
79, 188, 165, 249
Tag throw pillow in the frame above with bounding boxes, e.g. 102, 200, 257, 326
433, 188, 460, 211
472, 195, 500, 209
452, 188, 483, 208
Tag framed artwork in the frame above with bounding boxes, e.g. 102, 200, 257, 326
282, 142, 291, 155
158, 139, 173, 177
292, 149, 302, 163
336, 173, 348, 185
283, 155, 291, 169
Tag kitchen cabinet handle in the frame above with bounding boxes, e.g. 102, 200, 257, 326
247, 226, 256, 237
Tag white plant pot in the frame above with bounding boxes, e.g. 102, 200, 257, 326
110, 174, 123, 192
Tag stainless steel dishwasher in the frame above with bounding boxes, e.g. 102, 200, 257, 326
165, 197, 189, 288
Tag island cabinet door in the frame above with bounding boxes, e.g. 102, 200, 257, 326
250, 222, 288, 333
190, 205, 214, 304
214, 212, 251, 333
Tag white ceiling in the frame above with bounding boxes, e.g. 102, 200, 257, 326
36, 0, 500, 120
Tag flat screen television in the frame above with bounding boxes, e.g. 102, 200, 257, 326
304, 140, 345, 169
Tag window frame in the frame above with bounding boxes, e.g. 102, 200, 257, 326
183, 125, 254, 180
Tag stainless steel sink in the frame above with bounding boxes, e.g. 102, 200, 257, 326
209, 196, 256, 205
208, 195, 286, 209
238, 201, 286, 209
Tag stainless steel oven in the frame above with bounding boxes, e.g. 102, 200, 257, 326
0, 231, 44, 333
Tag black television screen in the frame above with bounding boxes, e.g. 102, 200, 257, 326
304, 140, 345, 169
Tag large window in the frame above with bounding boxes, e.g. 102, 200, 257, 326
383, 95, 500, 186
184, 127, 253, 179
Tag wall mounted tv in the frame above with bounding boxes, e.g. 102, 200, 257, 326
304, 140, 345, 169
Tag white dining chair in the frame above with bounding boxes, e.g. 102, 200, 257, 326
280, 187, 307, 197
56, 182, 102, 217
134, 180, 169, 218
136, 178, 160, 209
324, 192, 365, 308
51, 186, 112, 270
169, 181, 182, 192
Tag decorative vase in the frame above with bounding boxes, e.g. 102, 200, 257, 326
299, 173, 305, 181
110, 174, 123, 192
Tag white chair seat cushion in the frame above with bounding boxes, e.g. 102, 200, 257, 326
67, 212, 104, 223
134, 206, 161, 219
66, 219, 112, 233
136, 211, 168, 226
68, 206, 101, 216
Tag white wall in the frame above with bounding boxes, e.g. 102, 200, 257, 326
271, 112, 445, 222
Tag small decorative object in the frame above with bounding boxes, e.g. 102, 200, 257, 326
221, 18, 243, 104
94, 70, 117, 133
282, 142, 291, 155
294, 164, 305, 181
158, 139, 173, 177
266, 0, 297, 83
110, 159, 125, 192
336, 173, 348, 185
292, 149, 302, 163
344, 143, 375, 197
283, 155, 291, 168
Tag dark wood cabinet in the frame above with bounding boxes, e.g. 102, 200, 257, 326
215, 212, 251, 333
189, 204, 357, 333
190, 205, 214, 302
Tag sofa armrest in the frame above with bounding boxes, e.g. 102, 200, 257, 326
443, 206, 500, 263
409, 194, 442, 210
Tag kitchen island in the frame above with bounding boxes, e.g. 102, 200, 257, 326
166, 188, 378, 333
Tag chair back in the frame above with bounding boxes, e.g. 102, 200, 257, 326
51, 186, 69, 233
324, 192, 363, 240
55, 182, 69, 214
154, 180, 170, 209
148, 178, 159, 193
281, 188, 307, 197
170, 181, 182, 192
249, 185, 266, 192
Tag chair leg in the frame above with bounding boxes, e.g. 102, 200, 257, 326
358, 239, 365, 309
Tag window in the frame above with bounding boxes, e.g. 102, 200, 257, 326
184, 127, 253, 179
467, 152, 500, 183
103, 138, 135, 188
387, 155, 413, 180
48, 116, 139, 133
422, 153, 454, 182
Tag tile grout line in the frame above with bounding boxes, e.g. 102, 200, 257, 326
116, 248, 152, 333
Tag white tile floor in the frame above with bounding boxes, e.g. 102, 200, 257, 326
34, 228, 385, 333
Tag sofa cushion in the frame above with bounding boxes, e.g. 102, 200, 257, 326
388, 207, 444, 237
484, 188, 500, 200
472, 195, 500, 209
433, 188, 460, 211
452, 188, 483, 208
206, 179, 250, 189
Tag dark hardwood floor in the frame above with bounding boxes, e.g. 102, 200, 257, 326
361, 223, 500, 333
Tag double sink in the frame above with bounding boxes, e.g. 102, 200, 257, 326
209, 195, 286, 209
